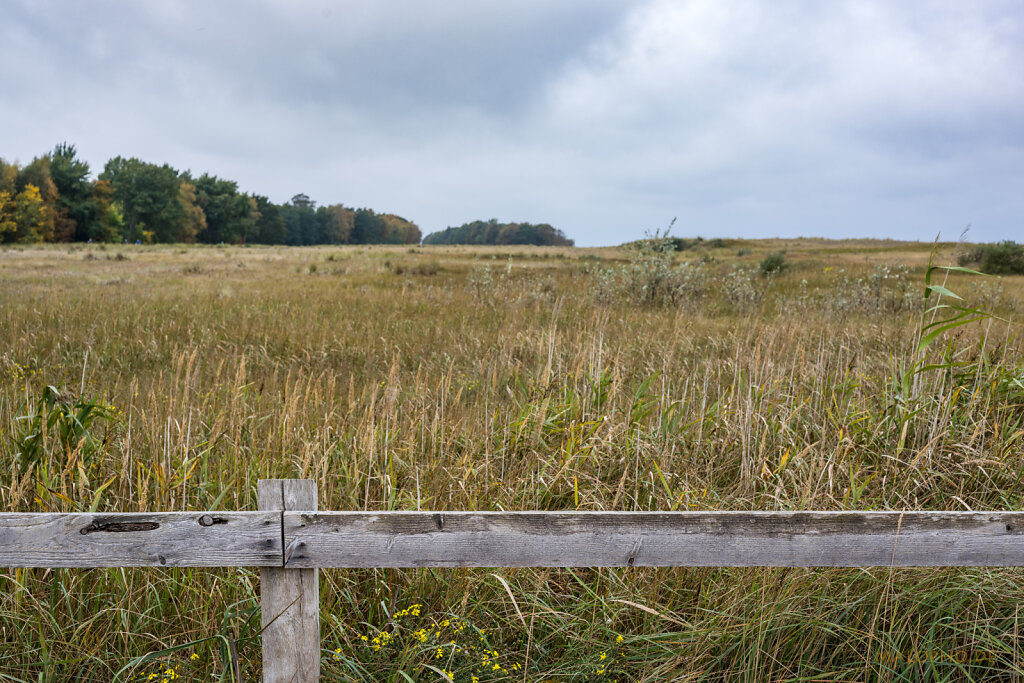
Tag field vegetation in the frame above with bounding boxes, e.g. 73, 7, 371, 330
1, 238, 1022, 681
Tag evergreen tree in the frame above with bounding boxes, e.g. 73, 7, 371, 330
282, 194, 317, 245
253, 195, 286, 244
352, 208, 384, 244
50, 143, 99, 241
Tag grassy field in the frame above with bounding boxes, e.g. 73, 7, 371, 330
1, 238, 1022, 682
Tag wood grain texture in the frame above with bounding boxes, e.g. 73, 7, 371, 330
259, 479, 320, 683
281, 511, 1024, 568
0, 512, 281, 568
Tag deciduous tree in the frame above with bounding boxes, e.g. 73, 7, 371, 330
178, 180, 205, 243
13, 184, 52, 242
101, 157, 187, 242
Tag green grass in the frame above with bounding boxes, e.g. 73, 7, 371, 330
0, 241, 1022, 681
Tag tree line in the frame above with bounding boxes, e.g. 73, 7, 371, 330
0, 144, 420, 245
422, 219, 573, 246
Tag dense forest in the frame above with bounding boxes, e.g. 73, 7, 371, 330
422, 219, 573, 246
0, 144, 420, 245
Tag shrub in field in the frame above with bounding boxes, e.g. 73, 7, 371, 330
616, 254, 706, 307
957, 241, 1024, 275
758, 251, 788, 277
834, 263, 915, 314
467, 265, 495, 299
980, 241, 1024, 275
721, 266, 763, 308
785, 263, 915, 315
594, 225, 708, 307
956, 245, 985, 267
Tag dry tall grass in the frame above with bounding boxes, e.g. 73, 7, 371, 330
1, 240, 1022, 681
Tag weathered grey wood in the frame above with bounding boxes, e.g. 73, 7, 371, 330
3, 509, 1021, 570
0, 512, 281, 568
281, 511, 1024, 568
260, 479, 319, 683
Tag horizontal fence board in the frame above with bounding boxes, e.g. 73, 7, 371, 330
282, 511, 1024, 568
4, 510, 1023, 569
0, 512, 283, 568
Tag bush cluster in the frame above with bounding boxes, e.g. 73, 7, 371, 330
958, 241, 1024, 275
594, 233, 708, 307
759, 252, 788, 277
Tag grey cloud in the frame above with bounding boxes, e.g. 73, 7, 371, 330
2, 0, 1022, 245
13, 1, 632, 114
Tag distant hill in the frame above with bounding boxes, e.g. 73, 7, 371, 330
423, 219, 573, 246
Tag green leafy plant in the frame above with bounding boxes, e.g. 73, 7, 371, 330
888, 244, 1006, 453
13, 385, 113, 474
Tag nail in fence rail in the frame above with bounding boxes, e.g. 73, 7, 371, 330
1, 479, 1024, 683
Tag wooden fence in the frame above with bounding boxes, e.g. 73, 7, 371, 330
2, 478, 1023, 682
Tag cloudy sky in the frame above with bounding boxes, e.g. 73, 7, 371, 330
3, 0, 1022, 245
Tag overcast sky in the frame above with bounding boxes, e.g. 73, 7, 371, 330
3, 0, 1022, 245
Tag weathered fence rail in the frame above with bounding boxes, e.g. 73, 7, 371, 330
5, 509, 1023, 569
0, 511, 281, 567
282, 510, 1024, 568
2, 479, 1023, 682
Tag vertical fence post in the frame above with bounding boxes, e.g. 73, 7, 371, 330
259, 479, 320, 683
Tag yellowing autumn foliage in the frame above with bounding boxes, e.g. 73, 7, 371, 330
12, 184, 53, 243
0, 190, 17, 239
